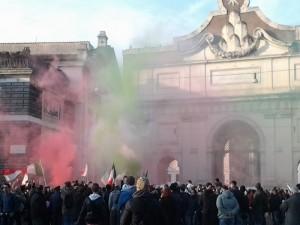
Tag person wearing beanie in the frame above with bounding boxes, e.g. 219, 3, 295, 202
281, 184, 300, 225
120, 177, 165, 225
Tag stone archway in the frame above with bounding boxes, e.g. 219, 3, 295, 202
211, 120, 260, 186
157, 156, 180, 184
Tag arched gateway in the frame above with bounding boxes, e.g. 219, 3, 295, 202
211, 120, 261, 186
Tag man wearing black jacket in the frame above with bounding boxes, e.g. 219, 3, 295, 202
77, 183, 108, 225
281, 184, 300, 225
120, 177, 165, 225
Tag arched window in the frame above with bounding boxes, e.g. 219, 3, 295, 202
223, 140, 230, 185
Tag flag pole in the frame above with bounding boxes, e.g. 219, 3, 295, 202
39, 160, 47, 186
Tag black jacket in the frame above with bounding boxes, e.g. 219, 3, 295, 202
77, 193, 108, 225
200, 190, 218, 225
120, 190, 165, 225
281, 193, 300, 225
30, 191, 48, 222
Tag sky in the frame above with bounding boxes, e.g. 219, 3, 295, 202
0, 0, 299, 59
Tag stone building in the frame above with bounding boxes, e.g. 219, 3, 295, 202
0, 32, 119, 178
123, 0, 300, 186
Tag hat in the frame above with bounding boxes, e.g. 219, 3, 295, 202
136, 177, 149, 191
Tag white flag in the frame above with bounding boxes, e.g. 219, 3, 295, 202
4, 170, 22, 182
22, 173, 29, 185
81, 164, 88, 177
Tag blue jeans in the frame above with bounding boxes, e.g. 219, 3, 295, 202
219, 218, 235, 225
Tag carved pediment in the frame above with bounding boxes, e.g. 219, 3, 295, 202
176, 0, 296, 60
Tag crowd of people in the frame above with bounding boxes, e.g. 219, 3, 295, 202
0, 176, 299, 225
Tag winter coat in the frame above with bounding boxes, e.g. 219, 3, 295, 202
30, 191, 48, 224
253, 189, 268, 216
170, 191, 183, 225
160, 195, 177, 225
77, 193, 109, 225
0, 192, 17, 214
61, 186, 75, 216
200, 189, 218, 225
269, 193, 282, 212
109, 190, 121, 225
109, 190, 120, 211
216, 190, 239, 219
281, 192, 300, 225
117, 185, 136, 212
73, 188, 86, 222
120, 190, 165, 225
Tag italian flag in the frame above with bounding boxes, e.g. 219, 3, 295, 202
27, 162, 44, 176
107, 164, 116, 186
2, 170, 23, 182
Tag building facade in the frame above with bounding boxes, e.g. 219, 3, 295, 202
0, 33, 119, 179
123, 0, 300, 186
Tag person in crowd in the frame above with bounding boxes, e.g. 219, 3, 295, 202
61, 181, 76, 225
77, 183, 109, 225
49, 186, 62, 225
239, 185, 250, 225
108, 181, 121, 225
252, 183, 268, 225
117, 176, 136, 215
170, 182, 184, 225
216, 186, 239, 225
14, 185, 27, 225
200, 183, 218, 225
120, 177, 165, 225
229, 180, 243, 225
0, 183, 18, 225
180, 184, 190, 225
269, 187, 282, 225
30, 185, 48, 225
103, 184, 112, 208
281, 184, 300, 225
73, 184, 87, 225
186, 186, 200, 225
160, 184, 175, 225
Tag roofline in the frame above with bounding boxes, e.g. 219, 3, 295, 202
0, 41, 94, 49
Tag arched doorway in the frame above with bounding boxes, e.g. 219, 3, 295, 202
212, 120, 260, 186
157, 157, 180, 184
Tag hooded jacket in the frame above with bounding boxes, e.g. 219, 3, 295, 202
117, 185, 136, 212
77, 193, 108, 225
216, 190, 239, 219
120, 190, 165, 225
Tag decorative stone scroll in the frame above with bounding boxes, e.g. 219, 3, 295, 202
0, 47, 31, 68
218, 0, 250, 13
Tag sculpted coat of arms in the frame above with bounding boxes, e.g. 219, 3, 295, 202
206, 0, 265, 59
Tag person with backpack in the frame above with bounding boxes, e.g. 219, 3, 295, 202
76, 183, 108, 225
120, 177, 165, 225
61, 181, 75, 225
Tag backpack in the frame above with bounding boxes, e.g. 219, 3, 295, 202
64, 192, 73, 209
